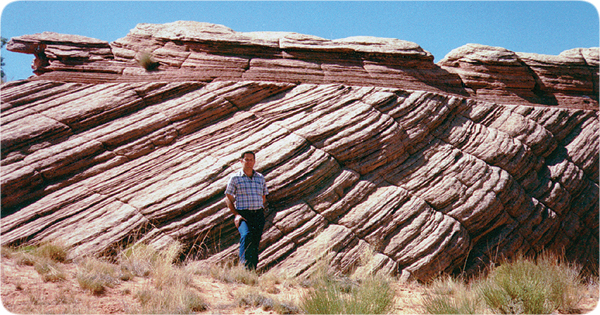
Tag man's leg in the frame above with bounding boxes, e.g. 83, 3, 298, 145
245, 211, 265, 270
238, 220, 251, 267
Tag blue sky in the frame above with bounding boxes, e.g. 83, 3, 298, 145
1, 1, 599, 81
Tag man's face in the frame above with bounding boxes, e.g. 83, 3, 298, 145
241, 153, 255, 170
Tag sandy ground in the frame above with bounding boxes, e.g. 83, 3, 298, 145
0, 257, 427, 314
1, 256, 597, 314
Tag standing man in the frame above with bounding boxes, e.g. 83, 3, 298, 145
225, 150, 268, 270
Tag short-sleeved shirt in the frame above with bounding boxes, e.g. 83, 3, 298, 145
225, 170, 268, 210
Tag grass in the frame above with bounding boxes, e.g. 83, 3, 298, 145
118, 243, 159, 277
6, 241, 69, 282
479, 253, 584, 314
34, 257, 68, 282
300, 273, 395, 314
137, 51, 160, 71
423, 275, 482, 314
8, 241, 68, 264
423, 252, 591, 314
300, 256, 395, 314
121, 242, 207, 313
135, 284, 207, 314
193, 260, 259, 286
235, 286, 301, 314
76, 257, 121, 295
1, 241, 596, 314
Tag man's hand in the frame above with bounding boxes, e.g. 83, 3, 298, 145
234, 214, 244, 228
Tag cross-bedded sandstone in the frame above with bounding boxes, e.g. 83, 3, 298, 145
2, 21, 598, 280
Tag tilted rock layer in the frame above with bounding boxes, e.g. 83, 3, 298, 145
2, 21, 598, 280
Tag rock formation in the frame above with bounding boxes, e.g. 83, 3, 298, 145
1, 21, 598, 281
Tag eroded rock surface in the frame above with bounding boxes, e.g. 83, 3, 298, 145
2, 21, 598, 280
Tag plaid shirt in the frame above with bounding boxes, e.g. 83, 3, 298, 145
225, 170, 268, 210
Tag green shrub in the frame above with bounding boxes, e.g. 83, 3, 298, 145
300, 262, 394, 315
478, 253, 584, 314
424, 253, 587, 314
301, 279, 344, 314
347, 275, 395, 314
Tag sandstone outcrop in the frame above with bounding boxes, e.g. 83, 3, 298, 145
2, 21, 598, 281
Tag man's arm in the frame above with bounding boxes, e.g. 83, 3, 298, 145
226, 193, 244, 228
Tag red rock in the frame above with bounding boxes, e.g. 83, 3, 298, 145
1, 21, 598, 280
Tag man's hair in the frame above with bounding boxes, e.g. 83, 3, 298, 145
240, 150, 255, 159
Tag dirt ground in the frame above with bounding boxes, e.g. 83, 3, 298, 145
1, 257, 597, 314
0, 257, 426, 314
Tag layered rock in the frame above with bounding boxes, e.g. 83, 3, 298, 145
8, 21, 598, 109
1, 21, 598, 281
439, 44, 599, 109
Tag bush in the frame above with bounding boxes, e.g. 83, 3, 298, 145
194, 261, 259, 286
423, 276, 482, 314
9, 241, 69, 265
118, 243, 158, 277
76, 257, 121, 295
424, 253, 587, 314
235, 287, 276, 309
479, 253, 584, 314
34, 258, 67, 282
127, 242, 207, 313
5, 241, 69, 282
135, 284, 207, 314
35, 241, 68, 262
13, 251, 37, 266
137, 51, 160, 71
300, 259, 394, 314
236, 286, 301, 314
349, 275, 395, 314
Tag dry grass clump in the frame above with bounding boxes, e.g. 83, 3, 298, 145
299, 256, 395, 314
34, 258, 68, 282
76, 257, 122, 295
2, 240, 207, 313
235, 286, 301, 314
7, 241, 68, 264
137, 51, 160, 71
3, 240, 595, 314
479, 253, 585, 314
5, 241, 69, 282
120, 242, 207, 313
135, 283, 207, 314
423, 275, 482, 314
190, 261, 300, 313
118, 243, 158, 277
193, 260, 259, 286
423, 252, 593, 314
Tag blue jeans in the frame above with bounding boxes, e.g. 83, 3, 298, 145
237, 210, 265, 270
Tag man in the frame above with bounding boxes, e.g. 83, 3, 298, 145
225, 150, 268, 270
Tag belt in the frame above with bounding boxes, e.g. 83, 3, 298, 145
238, 208, 264, 212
